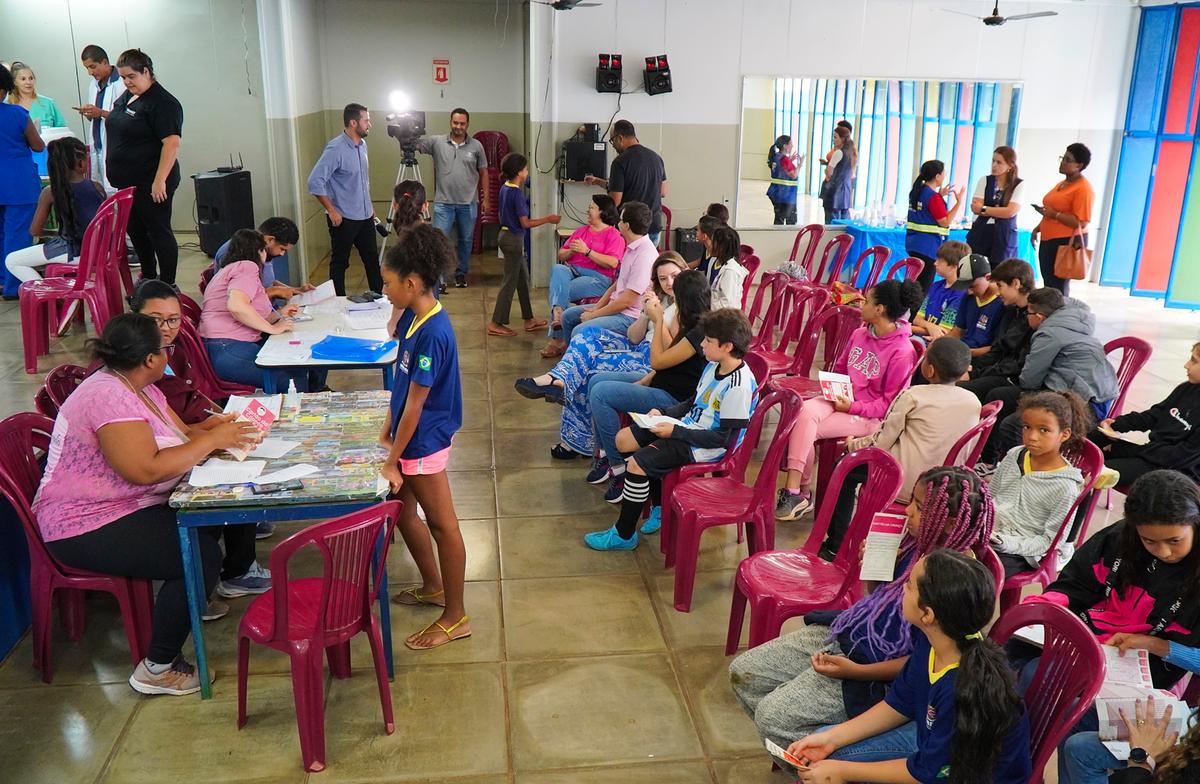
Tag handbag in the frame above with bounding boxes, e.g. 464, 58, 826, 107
1053, 226, 1091, 281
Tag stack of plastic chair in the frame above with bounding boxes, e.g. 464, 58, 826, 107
664, 389, 804, 611
471, 130, 509, 254
237, 500, 401, 773
989, 603, 1106, 784
20, 198, 121, 374
725, 447, 904, 653
0, 412, 152, 683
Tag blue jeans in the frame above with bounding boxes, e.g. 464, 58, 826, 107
588, 371, 679, 460
1058, 709, 1113, 784
551, 331, 650, 455
649, 231, 661, 248
432, 202, 477, 278
549, 265, 611, 338
823, 721, 918, 762
204, 337, 323, 393
0, 202, 37, 297
561, 305, 635, 342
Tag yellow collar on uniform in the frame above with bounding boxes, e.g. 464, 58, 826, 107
1023, 451, 1070, 474
406, 301, 443, 339
928, 648, 960, 685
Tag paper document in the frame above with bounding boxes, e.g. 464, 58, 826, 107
225, 398, 278, 461
344, 308, 392, 331
1095, 646, 1189, 742
253, 463, 320, 485
248, 438, 301, 459
1097, 424, 1146, 445
1103, 645, 1155, 689
818, 371, 854, 402
858, 512, 907, 582
629, 412, 688, 430
1013, 624, 1045, 648
764, 738, 806, 768
188, 459, 266, 487
223, 395, 283, 418
346, 299, 387, 312
290, 280, 335, 306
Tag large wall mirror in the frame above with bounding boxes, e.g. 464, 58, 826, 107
737, 75, 1025, 228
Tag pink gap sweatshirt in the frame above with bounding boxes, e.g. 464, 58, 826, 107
832, 320, 919, 420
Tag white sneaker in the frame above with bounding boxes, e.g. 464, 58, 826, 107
129, 658, 211, 696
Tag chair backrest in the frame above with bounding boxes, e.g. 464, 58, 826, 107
739, 243, 755, 263
909, 336, 926, 370
803, 447, 905, 573
942, 403, 1002, 468
1104, 336, 1152, 419
71, 198, 120, 300
661, 205, 673, 249
33, 387, 57, 419
43, 364, 88, 409
265, 500, 402, 642
811, 233, 854, 286
977, 544, 1006, 596
177, 291, 203, 327
989, 602, 1106, 784
103, 187, 137, 298
849, 245, 892, 289
752, 284, 831, 367
174, 319, 245, 399
747, 271, 786, 332
788, 223, 825, 274
749, 389, 806, 497
749, 277, 806, 352
791, 303, 860, 376
0, 413, 58, 571
882, 255, 925, 284
198, 265, 215, 294
743, 352, 770, 386
740, 255, 762, 309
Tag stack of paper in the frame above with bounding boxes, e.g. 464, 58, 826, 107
344, 307, 392, 331
290, 280, 335, 306
1095, 647, 1188, 755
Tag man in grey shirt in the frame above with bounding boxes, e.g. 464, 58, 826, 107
307, 102, 383, 295
415, 108, 490, 288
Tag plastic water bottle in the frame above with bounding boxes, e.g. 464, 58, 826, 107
285, 379, 300, 415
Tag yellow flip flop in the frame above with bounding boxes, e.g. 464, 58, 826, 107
405, 615, 471, 651
391, 586, 446, 607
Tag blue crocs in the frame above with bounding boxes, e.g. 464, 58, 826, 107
584, 525, 639, 551
640, 506, 662, 535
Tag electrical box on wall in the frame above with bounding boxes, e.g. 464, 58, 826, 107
644, 54, 672, 96
596, 53, 622, 93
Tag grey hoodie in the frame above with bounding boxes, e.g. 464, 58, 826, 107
1019, 298, 1119, 403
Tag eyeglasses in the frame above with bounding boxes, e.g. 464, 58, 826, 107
156, 344, 177, 355
149, 315, 182, 328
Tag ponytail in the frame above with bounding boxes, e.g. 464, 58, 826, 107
917, 550, 1024, 784
46, 138, 89, 247
768, 134, 790, 173
909, 160, 944, 210
392, 180, 427, 232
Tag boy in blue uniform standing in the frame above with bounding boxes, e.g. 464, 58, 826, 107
380, 223, 470, 651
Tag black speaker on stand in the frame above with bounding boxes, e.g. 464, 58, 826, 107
192, 169, 254, 257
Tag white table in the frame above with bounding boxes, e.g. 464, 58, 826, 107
255, 296, 397, 393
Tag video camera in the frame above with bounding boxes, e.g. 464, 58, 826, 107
386, 110, 426, 150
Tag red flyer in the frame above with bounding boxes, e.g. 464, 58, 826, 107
227, 398, 276, 461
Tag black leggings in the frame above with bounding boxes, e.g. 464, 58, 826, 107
910, 251, 937, 297
1089, 431, 1160, 489
1038, 236, 1072, 296
47, 505, 221, 665
127, 184, 179, 284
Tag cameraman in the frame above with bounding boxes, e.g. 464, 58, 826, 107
307, 102, 384, 296
414, 108, 490, 288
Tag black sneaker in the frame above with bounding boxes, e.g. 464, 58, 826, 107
603, 474, 625, 504
585, 456, 611, 485
455, 274, 467, 288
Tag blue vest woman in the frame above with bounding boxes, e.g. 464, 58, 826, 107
822, 126, 855, 224
767, 135, 800, 225
0, 64, 45, 298
966, 146, 1024, 266
905, 159, 965, 293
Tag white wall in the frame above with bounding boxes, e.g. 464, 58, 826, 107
0, 0, 274, 234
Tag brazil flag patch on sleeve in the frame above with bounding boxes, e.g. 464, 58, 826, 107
417, 355, 432, 371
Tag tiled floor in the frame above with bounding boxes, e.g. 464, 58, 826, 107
0, 235, 1188, 782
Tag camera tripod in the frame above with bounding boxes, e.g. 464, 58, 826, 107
380, 146, 427, 256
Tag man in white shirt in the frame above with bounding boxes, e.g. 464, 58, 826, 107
76, 44, 126, 193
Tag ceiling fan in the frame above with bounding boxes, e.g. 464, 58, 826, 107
944, 2, 1057, 26
530, 0, 601, 9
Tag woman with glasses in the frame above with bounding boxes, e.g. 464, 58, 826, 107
33, 312, 260, 696
1031, 143, 1094, 296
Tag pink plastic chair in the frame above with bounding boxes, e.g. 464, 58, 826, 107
989, 602, 1106, 784
33, 387, 57, 419
198, 265, 215, 295
42, 364, 88, 410
748, 285, 831, 379
747, 271, 789, 334
1104, 336, 1152, 419
999, 439, 1105, 612
177, 291, 203, 327
881, 255, 925, 283
0, 413, 152, 682
765, 306, 863, 403
846, 245, 892, 289
739, 243, 755, 262
661, 205, 673, 250
788, 223, 825, 276
664, 389, 804, 612
810, 233, 854, 286
740, 254, 762, 308
44, 187, 136, 308
943, 399, 1003, 469
470, 131, 509, 255
726, 446, 904, 653
237, 500, 401, 773
19, 198, 121, 373
174, 319, 256, 399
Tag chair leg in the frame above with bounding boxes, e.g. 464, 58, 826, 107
747, 597, 780, 649
133, 580, 154, 660
672, 519, 707, 613
659, 499, 676, 558
366, 617, 395, 734
237, 635, 251, 729
30, 575, 53, 679
326, 641, 352, 679
1105, 488, 1112, 511
289, 646, 327, 773
113, 581, 146, 669
19, 291, 42, 374
725, 581, 748, 656
58, 588, 86, 642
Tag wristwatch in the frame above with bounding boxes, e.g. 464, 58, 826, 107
1128, 747, 1156, 772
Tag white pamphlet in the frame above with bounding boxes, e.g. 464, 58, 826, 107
223, 395, 283, 418
248, 438, 301, 459
630, 412, 688, 430
858, 512, 907, 582
252, 463, 320, 485
818, 371, 854, 402
344, 308, 392, 331
188, 459, 267, 487
290, 280, 336, 306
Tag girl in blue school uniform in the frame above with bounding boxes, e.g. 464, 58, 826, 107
788, 549, 1032, 784
379, 222, 470, 651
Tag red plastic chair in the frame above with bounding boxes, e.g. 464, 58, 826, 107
661, 204, 673, 250
748, 285, 831, 379
174, 319, 256, 399
740, 254, 762, 309
881, 255, 925, 283
45, 187, 136, 307
999, 439, 1105, 612
42, 364, 88, 411
788, 223, 825, 276
664, 389, 804, 611
1104, 336, 1152, 419
177, 291, 203, 327
943, 399, 1003, 469
766, 306, 863, 402
989, 602, 1106, 784
19, 198, 122, 373
810, 233, 854, 286
470, 131, 509, 255
726, 447, 904, 653
847, 245, 892, 289
237, 500, 401, 773
33, 387, 57, 418
199, 264, 215, 295
739, 243, 755, 262
747, 271, 788, 334
0, 413, 152, 682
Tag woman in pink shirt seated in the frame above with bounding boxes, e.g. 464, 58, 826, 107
199, 229, 323, 391
542, 194, 626, 358
34, 313, 258, 696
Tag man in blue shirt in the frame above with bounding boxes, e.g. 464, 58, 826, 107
307, 103, 383, 296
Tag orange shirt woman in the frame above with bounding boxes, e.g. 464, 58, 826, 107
1032, 143, 1094, 295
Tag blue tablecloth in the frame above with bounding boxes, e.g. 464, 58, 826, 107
832, 219, 1036, 286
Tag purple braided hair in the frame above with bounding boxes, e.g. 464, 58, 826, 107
829, 466, 995, 660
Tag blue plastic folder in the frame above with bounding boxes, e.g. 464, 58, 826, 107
309, 336, 397, 363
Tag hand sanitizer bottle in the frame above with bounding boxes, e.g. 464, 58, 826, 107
285, 379, 300, 415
